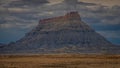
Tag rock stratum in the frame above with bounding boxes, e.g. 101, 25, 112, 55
0, 12, 120, 54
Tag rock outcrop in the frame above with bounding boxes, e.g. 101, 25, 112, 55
0, 12, 120, 54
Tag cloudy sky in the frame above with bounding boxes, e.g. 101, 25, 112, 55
0, 0, 120, 45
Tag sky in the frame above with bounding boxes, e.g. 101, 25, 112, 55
0, 0, 120, 45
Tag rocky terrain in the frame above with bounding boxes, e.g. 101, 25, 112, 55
0, 12, 120, 54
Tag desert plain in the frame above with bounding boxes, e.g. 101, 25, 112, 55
0, 54, 120, 68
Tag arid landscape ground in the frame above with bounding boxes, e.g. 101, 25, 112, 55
0, 54, 120, 68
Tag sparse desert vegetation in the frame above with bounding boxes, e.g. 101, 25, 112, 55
0, 54, 120, 68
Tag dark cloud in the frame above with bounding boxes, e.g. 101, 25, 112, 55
22, 0, 49, 4
63, 0, 97, 6
78, 2, 97, 6
21, 0, 49, 6
63, 0, 97, 11
5, 0, 49, 7
80, 5, 120, 24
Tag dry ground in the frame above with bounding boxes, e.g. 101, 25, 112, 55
0, 54, 120, 68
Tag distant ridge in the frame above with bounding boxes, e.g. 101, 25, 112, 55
0, 11, 120, 54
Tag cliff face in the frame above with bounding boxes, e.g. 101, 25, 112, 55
32, 12, 92, 32
39, 12, 81, 23
0, 12, 120, 54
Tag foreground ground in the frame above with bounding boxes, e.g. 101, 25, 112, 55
0, 54, 120, 68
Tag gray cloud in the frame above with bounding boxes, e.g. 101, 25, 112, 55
80, 5, 120, 25
78, 2, 97, 6
1, 0, 120, 27
5, 0, 49, 7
